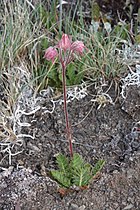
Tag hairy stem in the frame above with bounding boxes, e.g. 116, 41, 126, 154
62, 62, 73, 157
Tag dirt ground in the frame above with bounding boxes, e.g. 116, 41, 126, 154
0, 83, 140, 210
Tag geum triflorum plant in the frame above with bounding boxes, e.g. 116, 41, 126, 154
45, 34, 105, 190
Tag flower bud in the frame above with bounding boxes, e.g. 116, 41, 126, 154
58, 34, 71, 51
71, 41, 85, 55
44, 47, 58, 62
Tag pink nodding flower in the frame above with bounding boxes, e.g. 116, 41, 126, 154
44, 47, 58, 62
58, 34, 71, 51
71, 41, 85, 55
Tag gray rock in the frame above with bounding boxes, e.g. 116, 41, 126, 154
123, 204, 134, 210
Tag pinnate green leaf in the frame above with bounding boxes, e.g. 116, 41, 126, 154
51, 153, 105, 189
51, 170, 71, 188
56, 153, 69, 173
70, 153, 85, 169
72, 163, 93, 186
92, 159, 105, 176
70, 154, 93, 186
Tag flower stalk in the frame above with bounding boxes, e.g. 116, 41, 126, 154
61, 60, 73, 157
44, 34, 85, 157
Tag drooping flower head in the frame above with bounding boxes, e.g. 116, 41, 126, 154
71, 41, 85, 55
44, 47, 58, 62
44, 34, 85, 63
58, 34, 71, 51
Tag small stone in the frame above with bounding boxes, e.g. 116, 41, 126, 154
27, 142, 41, 152
70, 203, 79, 210
127, 169, 134, 179
110, 191, 114, 197
2, 166, 14, 177
0, 182, 8, 188
123, 204, 134, 209
129, 157, 134, 161
79, 205, 86, 210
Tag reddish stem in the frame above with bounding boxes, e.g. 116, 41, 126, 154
61, 61, 73, 157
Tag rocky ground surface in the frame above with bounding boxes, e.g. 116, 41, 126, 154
0, 83, 140, 210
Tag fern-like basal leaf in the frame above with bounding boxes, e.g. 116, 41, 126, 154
51, 170, 71, 188
92, 160, 105, 176
72, 162, 93, 187
56, 153, 69, 174
70, 154, 93, 186
70, 153, 85, 169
